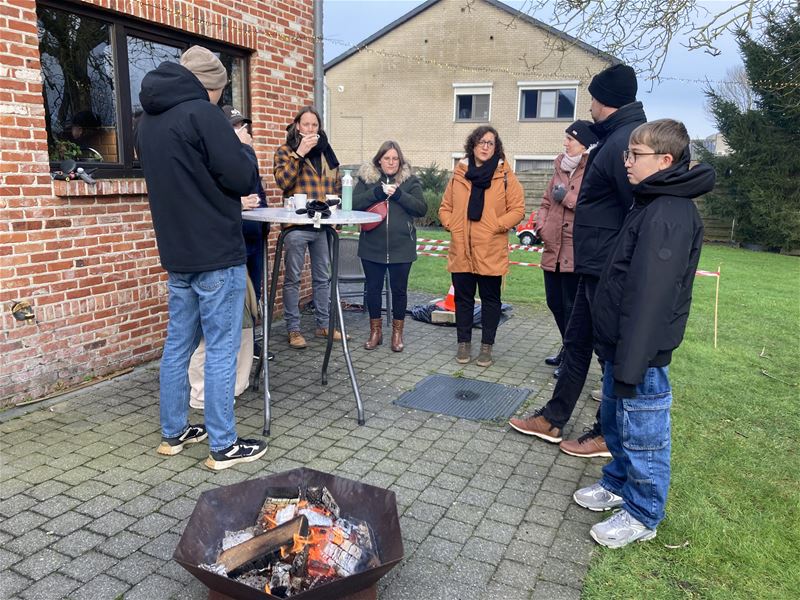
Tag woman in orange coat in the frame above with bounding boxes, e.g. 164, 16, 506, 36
439, 126, 525, 367
537, 120, 597, 377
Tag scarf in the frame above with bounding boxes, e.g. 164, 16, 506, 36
560, 151, 582, 173
287, 129, 340, 175
464, 153, 501, 221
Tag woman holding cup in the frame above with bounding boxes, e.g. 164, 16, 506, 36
273, 106, 343, 349
439, 126, 525, 367
353, 141, 426, 352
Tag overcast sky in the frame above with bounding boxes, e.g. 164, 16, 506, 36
323, 0, 743, 139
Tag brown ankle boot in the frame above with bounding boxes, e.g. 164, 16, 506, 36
391, 319, 405, 352
364, 319, 383, 350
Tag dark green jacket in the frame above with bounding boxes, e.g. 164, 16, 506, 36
353, 162, 427, 264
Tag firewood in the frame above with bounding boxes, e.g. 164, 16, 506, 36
217, 516, 309, 573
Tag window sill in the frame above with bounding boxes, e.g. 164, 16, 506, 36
53, 178, 148, 198
518, 118, 574, 123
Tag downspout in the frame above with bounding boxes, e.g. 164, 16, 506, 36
314, 0, 324, 120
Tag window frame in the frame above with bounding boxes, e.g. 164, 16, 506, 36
453, 83, 492, 123
514, 155, 558, 173
37, 0, 250, 179
517, 81, 579, 122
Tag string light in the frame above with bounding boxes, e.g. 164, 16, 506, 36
83, 0, 799, 92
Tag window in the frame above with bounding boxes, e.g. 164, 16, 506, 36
453, 84, 492, 122
518, 82, 578, 121
515, 157, 556, 172
37, 2, 248, 178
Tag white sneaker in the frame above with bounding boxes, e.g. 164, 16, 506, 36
590, 509, 657, 548
573, 482, 624, 511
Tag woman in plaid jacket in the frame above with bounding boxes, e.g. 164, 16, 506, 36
273, 106, 343, 349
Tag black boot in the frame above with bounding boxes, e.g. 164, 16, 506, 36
545, 346, 564, 366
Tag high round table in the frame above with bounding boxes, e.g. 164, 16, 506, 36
242, 207, 382, 435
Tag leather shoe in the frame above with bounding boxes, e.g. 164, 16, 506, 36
544, 346, 564, 366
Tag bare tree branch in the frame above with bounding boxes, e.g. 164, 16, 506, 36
504, 0, 794, 79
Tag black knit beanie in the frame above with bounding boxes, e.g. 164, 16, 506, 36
588, 64, 637, 108
565, 120, 598, 148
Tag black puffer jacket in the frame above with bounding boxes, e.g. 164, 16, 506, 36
592, 152, 716, 397
573, 102, 647, 277
353, 162, 427, 264
136, 61, 257, 272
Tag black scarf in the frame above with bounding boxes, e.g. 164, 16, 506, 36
464, 153, 500, 221
287, 129, 340, 175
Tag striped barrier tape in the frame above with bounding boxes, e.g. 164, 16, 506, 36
346, 229, 717, 278
417, 250, 721, 278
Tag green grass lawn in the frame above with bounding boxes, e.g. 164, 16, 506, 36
583, 244, 800, 600
374, 226, 800, 599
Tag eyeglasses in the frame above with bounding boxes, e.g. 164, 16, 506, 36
623, 149, 663, 163
381, 156, 400, 162
476, 140, 495, 148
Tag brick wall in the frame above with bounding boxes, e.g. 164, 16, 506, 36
325, 0, 612, 170
0, 0, 316, 406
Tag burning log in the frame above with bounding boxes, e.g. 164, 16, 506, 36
217, 516, 309, 575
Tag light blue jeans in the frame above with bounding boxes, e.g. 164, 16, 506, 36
599, 361, 672, 529
160, 265, 245, 451
282, 229, 331, 332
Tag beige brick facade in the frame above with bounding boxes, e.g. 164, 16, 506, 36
325, 0, 613, 171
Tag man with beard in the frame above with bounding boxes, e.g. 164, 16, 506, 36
510, 63, 647, 458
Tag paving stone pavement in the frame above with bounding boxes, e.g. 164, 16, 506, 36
0, 295, 607, 600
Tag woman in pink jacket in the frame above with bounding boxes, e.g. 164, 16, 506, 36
537, 120, 597, 377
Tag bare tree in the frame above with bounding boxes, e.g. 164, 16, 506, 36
709, 65, 755, 112
502, 0, 794, 79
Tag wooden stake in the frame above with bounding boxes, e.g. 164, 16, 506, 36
713, 264, 721, 349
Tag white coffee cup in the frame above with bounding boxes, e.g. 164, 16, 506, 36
292, 193, 307, 210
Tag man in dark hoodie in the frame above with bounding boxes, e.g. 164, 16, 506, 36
136, 45, 267, 470
510, 64, 647, 457
573, 119, 715, 547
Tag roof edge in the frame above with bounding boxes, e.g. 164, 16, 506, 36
323, 0, 620, 72
324, 0, 441, 71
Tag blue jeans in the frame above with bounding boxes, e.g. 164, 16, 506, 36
160, 265, 246, 451
599, 361, 672, 529
282, 229, 331, 332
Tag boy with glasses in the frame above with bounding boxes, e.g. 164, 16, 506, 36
573, 119, 715, 547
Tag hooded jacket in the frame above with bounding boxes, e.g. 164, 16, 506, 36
592, 153, 716, 397
135, 62, 257, 272
352, 162, 427, 264
537, 152, 589, 273
439, 159, 525, 276
573, 101, 647, 277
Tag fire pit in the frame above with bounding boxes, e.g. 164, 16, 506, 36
174, 468, 404, 600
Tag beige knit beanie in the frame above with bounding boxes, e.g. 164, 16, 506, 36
180, 45, 228, 90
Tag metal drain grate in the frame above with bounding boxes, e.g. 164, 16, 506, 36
393, 374, 531, 421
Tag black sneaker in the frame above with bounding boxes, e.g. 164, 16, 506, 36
157, 424, 207, 456
204, 438, 268, 471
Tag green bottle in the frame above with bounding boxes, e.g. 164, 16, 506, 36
341, 169, 353, 211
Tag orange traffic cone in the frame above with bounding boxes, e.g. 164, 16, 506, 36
435, 285, 456, 312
